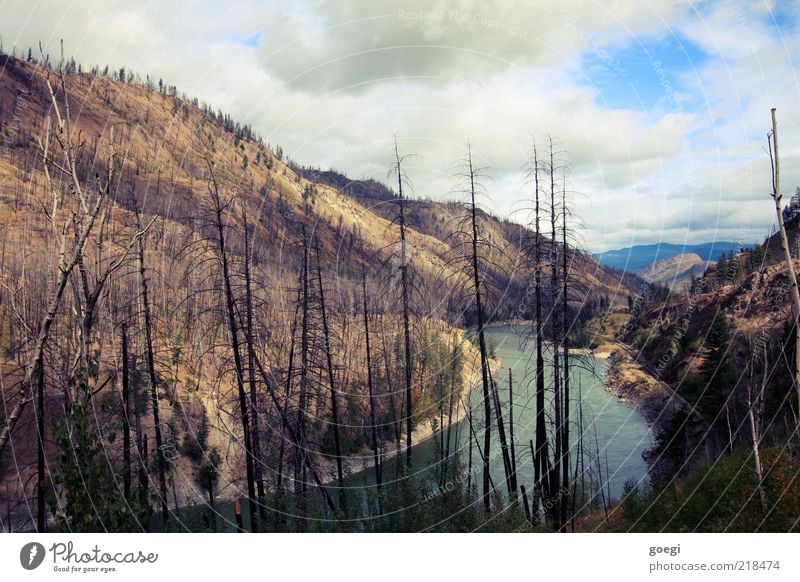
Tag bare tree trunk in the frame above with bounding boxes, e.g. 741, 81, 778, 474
393, 139, 414, 468
206, 166, 257, 532
137, 228, 169, 524
443, 341, 458, 477
508, 368, 519, 501
297, 223, 311, 493
277, 298, 300, 494
768, 108, 800, 426
362, 260, 383, 505
240, 201, 265, 525
548, 138, 562, 527
466, 145, 492, 514
36, 348, 45, 532
467, 406, 473, 493
748, 347, 769, 514
531, 141, 550, 507
252, 356, 336, 512
121, 323, 131, 500
315, 242, 345, 506
560, 169, 571, 532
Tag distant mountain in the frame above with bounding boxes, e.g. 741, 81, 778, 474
595, 241, 751, 272
639, 253, 708, 288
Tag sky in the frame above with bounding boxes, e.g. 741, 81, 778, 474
2, 0, 800, 252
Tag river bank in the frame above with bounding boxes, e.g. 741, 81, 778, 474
600, 343, 676, 479
317, 325, 496, 486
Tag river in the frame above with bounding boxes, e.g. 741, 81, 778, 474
181, 324, 652, 531
350, 323, 652, 502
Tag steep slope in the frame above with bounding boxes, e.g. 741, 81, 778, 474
639, 252, 708, 288
0, 54, 645, 527
614, 226, 798, 474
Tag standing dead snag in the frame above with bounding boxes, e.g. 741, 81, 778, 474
136, 210, 169, 525
297, 189, 312, 493
768, 108, 800, 425
206, 162, 258, 532
121, 323, 132, 501
547, 137, 563, 526
361, 253, 383, 507
529, 140, 551, 513
239, 198, 266, 525
559, 168, 571, 531
508, 368, 519, 501
463, 144, 493, 513
392, 137, 415, 468
747, 345, 769, 514
315, 240, 345, 506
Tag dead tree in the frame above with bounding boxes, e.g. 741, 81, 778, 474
297, 192, 312, 492
206, 162, 258, 532
529, 140, 551, 510
121, 323, 132, 500
508, 368, 519, 500
239, 198, 266, 524
277, 294, 300, 494
747, 345, 769, 515
547, 137, 563, 526
361, 254, 383, 503
391, 137, 415, 468
489, 364, 513, 497
559, 168, 571, 531
314, 240, 345, 503
464, 144, 493, 513
768, 108, 800, 425
135, 211, 169, 524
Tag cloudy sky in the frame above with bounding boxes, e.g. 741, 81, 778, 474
2, 0, 799, 251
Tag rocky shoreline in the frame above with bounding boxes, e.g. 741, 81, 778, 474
601, 348, 675, 481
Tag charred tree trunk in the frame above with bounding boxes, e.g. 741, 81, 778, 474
393, 139, 414, 468
137, 229, 169, 524
362, 260, 383, 503
121, 323, 131, 501
315, 242, 345, 505
560, 171, 571, 532
490, 366, 512, 497
466, 145, 492, 514
36, 347, 45, 532
548, 138, 562, 527
206, 166, 258, 532
531, 141, 550, 509
277, 297, 300, 494
508, 368, 519, 500
252, 356, 336, 512
240, 202, 265, 524
297, 222, 311, 492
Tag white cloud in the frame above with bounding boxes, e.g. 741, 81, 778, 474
1, 0, 798, 251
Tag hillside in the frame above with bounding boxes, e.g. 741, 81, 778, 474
610, 222, 798, 479
639, 252, 709, 288
0, 54, 645, 531
596, 241, 748, 272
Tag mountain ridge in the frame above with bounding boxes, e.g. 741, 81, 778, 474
595, 241, 751, 272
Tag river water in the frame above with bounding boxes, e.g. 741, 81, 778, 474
197, 324, 652, 531
351, 323, 652, 502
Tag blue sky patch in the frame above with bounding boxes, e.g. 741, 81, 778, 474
581, 34, 707, 113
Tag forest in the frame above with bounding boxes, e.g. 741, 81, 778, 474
1, 46, 798, 533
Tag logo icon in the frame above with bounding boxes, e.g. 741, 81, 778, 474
20, 542, 46, 570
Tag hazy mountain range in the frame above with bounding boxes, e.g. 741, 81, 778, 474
594, 241, 752, 273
